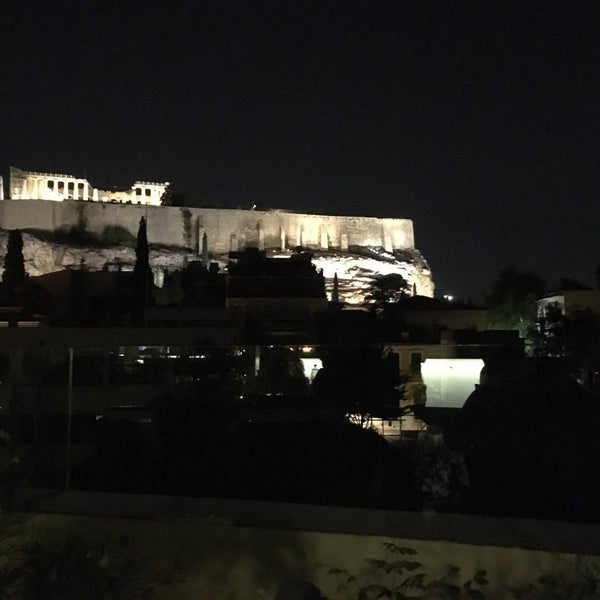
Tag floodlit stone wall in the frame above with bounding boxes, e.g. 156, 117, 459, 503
0, 199, 415, 253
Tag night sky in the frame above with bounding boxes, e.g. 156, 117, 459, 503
2, 1, 599, 301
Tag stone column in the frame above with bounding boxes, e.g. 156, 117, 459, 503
230, 234, 238, 252
257, 222, 265, 250
198, 227, 205, 256
92, 188, 98, 202
296, 225, 303, 247
280, 226, 286, 251
340, 233, 349, 251
320, 226, 328, 250
83, 183, 89, 201
383, 227, 393, 252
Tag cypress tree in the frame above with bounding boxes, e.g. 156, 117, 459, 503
2, 229, 26, 304
133, 217, 152, 325
331, 272, 340, 304
201, 232, 209, 266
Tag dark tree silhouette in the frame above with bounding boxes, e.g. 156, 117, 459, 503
313, 345, 404, 426
160, 185, 186, 207
365, 273, 410, 311
532, 302, 567, 357
534, 305, 600, 394
486, 263, 545, 336
201, 232, 209, 265
133, 217, 152, 325
331, 272, 340, 304
2, 229, 26, 303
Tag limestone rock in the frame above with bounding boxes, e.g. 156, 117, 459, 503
0, 230, 433, 305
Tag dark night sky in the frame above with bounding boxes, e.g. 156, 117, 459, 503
1, 1, 599, 301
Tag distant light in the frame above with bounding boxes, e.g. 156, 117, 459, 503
443, 294, 454, 302
301, 346, 313, 353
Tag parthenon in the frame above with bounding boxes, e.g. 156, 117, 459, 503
7, 166, 169, 206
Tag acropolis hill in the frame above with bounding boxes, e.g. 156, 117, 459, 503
0, 167, 434, 302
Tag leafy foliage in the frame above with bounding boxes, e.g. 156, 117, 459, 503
0, 520, 187, 600
160, 185, 185, 207
323, 543, 490, 599
366, 274, 411, 310
532, 302, 567, 356
244, 347, 310, 395
512, 564, 600, 600
325, 543, 600, 600
533, 305, 600, 394
486, 263, 545, 336
415, 432, 469, 510
312, 345, 404, 425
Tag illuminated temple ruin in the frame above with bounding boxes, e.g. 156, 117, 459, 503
0, 165, 435, 301
7, 166, 168, 206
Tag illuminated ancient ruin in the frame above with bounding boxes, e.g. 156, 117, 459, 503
0, 165, 435, 301
8, 166, 168, 206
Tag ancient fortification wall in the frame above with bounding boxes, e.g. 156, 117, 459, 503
0, 200, 415, 253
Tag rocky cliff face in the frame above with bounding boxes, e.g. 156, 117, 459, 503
0, 230, 434, 304
311, 246, 434, 303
